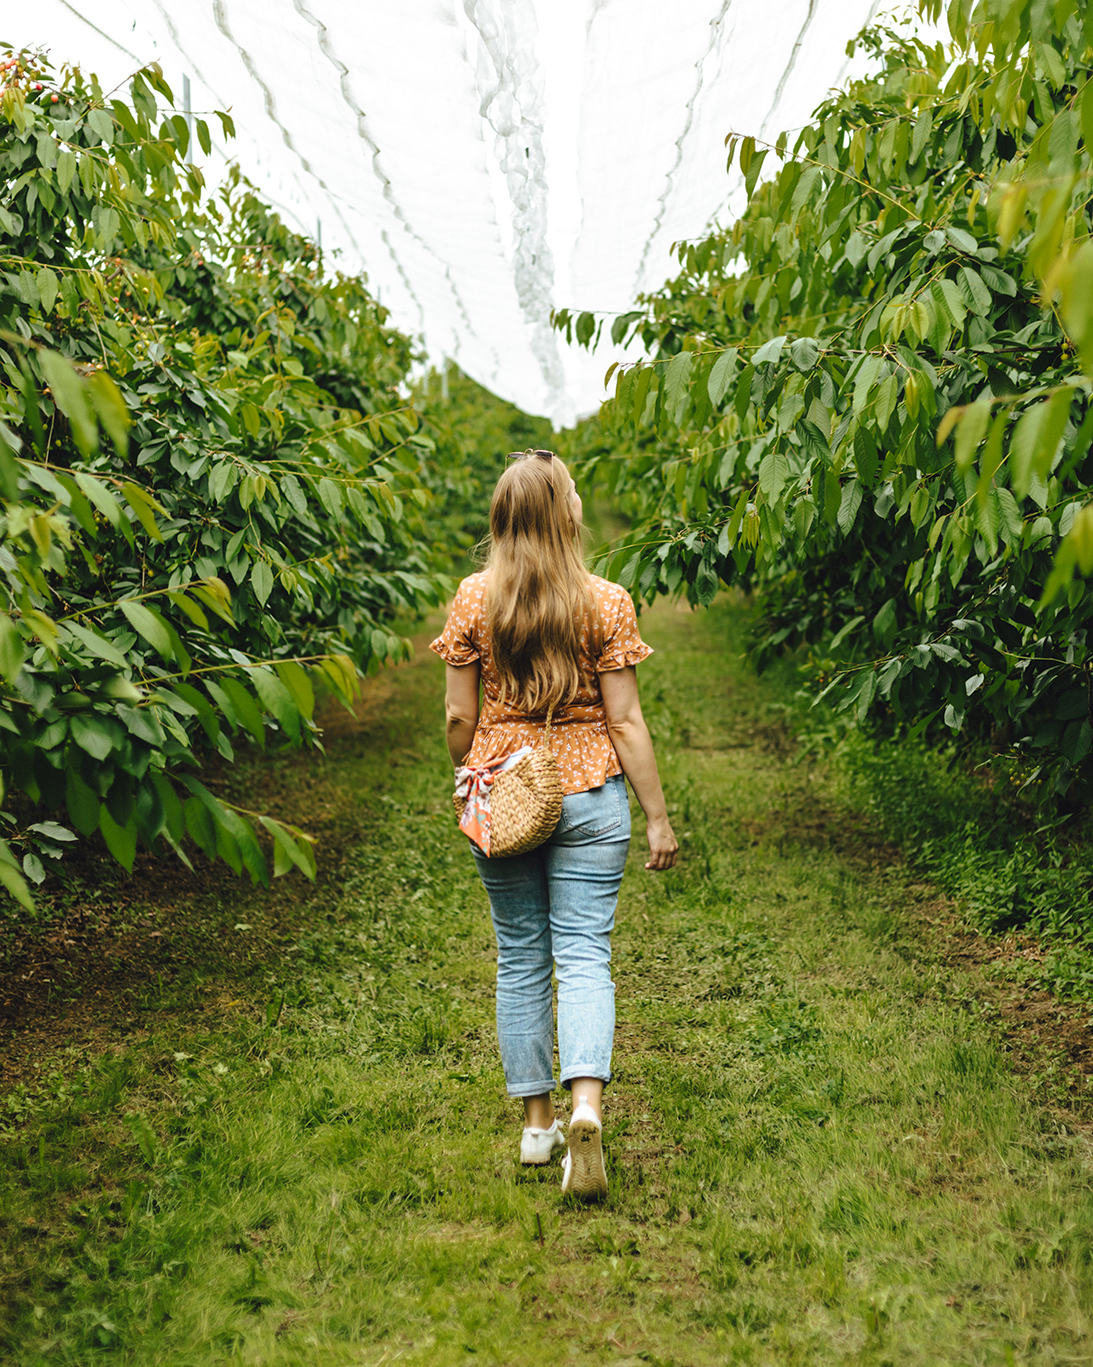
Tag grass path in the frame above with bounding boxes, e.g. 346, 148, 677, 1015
2, 598, 1092, 1366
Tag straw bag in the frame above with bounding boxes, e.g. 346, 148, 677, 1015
453, 708, 563, 858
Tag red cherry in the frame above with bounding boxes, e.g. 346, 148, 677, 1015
51, 94, 58, 103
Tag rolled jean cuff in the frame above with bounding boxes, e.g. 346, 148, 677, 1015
561, 1065, 612, 1089
505, 1076, 558, 1098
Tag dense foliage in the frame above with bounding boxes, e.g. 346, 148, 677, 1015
555, 0, 1093, 802
0, 51, 469, 908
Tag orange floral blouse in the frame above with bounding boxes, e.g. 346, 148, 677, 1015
430, 571, 653, 795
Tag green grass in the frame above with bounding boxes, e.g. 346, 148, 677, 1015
2, 596, 1093, 1365
832, 728, 1093, 1004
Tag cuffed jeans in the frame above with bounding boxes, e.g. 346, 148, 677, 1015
471, 774, 631, 1096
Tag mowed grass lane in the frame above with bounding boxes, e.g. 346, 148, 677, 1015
1, 597, 1091, 1366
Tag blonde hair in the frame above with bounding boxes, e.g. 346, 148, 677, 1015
486, 451, 598, 714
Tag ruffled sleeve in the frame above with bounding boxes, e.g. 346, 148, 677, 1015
430, 578, 482, 666
595, 584, 654, 672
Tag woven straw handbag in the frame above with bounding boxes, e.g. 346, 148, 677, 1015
455, 708, 563, 858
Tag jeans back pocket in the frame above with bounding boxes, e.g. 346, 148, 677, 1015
556, 778, 625, 840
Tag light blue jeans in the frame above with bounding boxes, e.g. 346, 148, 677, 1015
471, 774, 631, 1096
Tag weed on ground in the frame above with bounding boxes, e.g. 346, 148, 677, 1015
1, 598, 1092, 1365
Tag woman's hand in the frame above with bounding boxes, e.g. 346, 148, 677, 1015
645, 816, 679, 871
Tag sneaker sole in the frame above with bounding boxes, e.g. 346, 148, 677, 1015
564, 1119, 607, 1201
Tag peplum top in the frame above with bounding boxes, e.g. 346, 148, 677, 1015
430, 570, 653, 795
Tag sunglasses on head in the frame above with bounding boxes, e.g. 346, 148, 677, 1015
505, 449, 559, 500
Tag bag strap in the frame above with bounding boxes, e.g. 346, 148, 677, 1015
542, 704, 554, 749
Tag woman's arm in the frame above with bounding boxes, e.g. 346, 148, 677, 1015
599, 666, 678, 871
444, 662, 481, 766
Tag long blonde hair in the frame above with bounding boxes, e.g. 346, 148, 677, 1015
486, 451, 598, 714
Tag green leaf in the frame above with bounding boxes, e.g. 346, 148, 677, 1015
872, 597, 898, 648
744, 148, 769, 199
119, 600, 174, 660
317, 477, 344, 520
0, 614, 26, 682
56, 147, 76, 193
22, 852, 46, 886
910, 484, 933, 531
958, 267, 992, 316
1071, 503, 1093, 575
86, 108, 115, 145
152, 773, 185, 843
66, 768, 101, 837
829, 614, 865, 652
65, 620, 130, 669
631, 365, 655, 427
933, 277, 967, 328
182, 778, 269, 885
121, 481, 163, 543
954, 400, 991, 470
319, 654, 359, 709
162, 682, 219, 745
86, 372, 131, 456
189, 578, 234, 624
249, 668, 300, 744
116, 703, 166, 747
99, 803, 137, 872
212, 813, 243, 874
837, 480, 863, 533
1060, 240, 1093, 373
875, 374, 899, 433
663, 351, 692, 427
707, 349, 737, 407
1012, 389, 1073, 498
790, 165, 821, 215
167, 591, 209, 632
210, 460, 241, 503
758, 450, 788, 501
975, 486, 1000, 553
219, 808, 269, 887
0, 857, 34, 912
184, 795, 218, 860
275, 661, 315, 719
28, 821, 76, 843
38, 349, 97, 456
221, 679, 266, 746
978, 410, 1007, 502
103, 675, 142, 702
251, 560, 274, 607
37, 268, 59, 315
259, 816, 317, 880
70, 713, 118, 761
168, 112, 190, 157
853, 428, 878, 486
853, 355, 882, 415
791, 497, 816, 540
73, 472, 122, 526
789, 337, 820, 371
753, 336, 787, 367
911, 108, 933, 161
996, 486, 1023, 545
0, 420, 22, 500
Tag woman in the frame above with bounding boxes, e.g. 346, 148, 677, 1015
431, 450, 677, 1202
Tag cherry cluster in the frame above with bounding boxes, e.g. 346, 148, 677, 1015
1, 52, 61, 105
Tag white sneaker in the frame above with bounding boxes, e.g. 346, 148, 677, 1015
520, 1117, 566, 1165
560, 1101, 607, 1201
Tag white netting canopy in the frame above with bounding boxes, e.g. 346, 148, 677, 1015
26, 1, 883, 423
